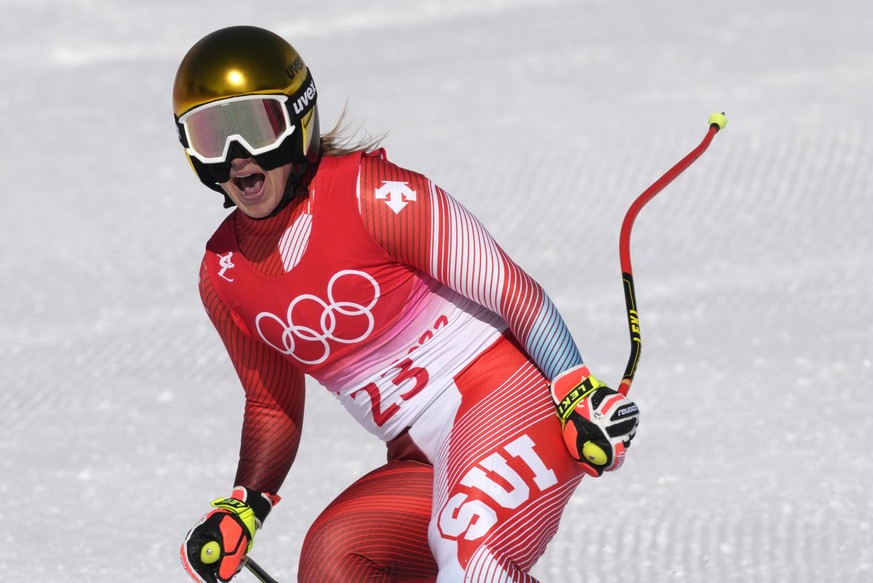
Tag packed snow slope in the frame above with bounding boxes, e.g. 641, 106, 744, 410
1, 0, 871, 581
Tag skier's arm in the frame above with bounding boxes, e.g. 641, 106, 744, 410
199, 264, 305, 495
182, 265, 305, 583
357, 154, 581, 379
357, 155, 639, 476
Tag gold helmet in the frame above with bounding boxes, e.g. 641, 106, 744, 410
173, 26, 320, 198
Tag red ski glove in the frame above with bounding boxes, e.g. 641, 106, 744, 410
181, 486, 279, 583
551, 365, 640, 477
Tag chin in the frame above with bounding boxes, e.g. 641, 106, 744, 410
239, 202, 277, 219
223, 188, 280, 218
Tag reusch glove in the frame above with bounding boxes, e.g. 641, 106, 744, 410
181, 486, 279, 583
551, 364, 640, 477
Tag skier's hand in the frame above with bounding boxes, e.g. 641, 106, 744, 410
551, 365, 640, 477
180, 486, 278, 583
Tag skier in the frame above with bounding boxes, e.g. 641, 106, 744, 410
174, 25, 640, 583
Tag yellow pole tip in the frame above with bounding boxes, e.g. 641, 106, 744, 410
708, 112, 728, 130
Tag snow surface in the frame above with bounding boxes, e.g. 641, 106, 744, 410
2, 0, 871, 581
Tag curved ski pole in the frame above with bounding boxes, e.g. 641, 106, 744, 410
617, 113, 727, 396
244, 557, 280, 583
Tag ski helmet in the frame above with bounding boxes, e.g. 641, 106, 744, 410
173, 25, 320, 198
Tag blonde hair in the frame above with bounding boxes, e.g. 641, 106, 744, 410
319, 106, 386, 157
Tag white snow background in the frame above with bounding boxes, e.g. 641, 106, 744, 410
2, 0, 871, 581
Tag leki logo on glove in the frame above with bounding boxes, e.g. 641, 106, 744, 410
255, 270, 380, 365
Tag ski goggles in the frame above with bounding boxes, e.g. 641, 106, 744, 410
177, 94, 296, 164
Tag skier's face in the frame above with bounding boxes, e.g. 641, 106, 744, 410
219, 159, 293, 219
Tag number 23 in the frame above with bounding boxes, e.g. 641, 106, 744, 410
351, 358, 429, 427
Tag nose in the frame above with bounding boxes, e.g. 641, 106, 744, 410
226, 140, 254, 162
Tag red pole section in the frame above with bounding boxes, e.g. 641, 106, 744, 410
617, 114, 726, 395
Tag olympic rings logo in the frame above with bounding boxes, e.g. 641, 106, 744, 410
255, 270, 380, 365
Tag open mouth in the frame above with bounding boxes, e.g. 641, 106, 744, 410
232, 172, 266, 199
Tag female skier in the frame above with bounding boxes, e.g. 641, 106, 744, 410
175, 25, 640, 583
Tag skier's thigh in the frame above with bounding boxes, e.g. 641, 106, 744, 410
299, 460, 439, 583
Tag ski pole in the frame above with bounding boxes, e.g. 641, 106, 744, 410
244, 556, 280, 583
617, 113, 727, 396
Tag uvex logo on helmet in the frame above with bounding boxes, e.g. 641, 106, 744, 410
285, 55, 305, 80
